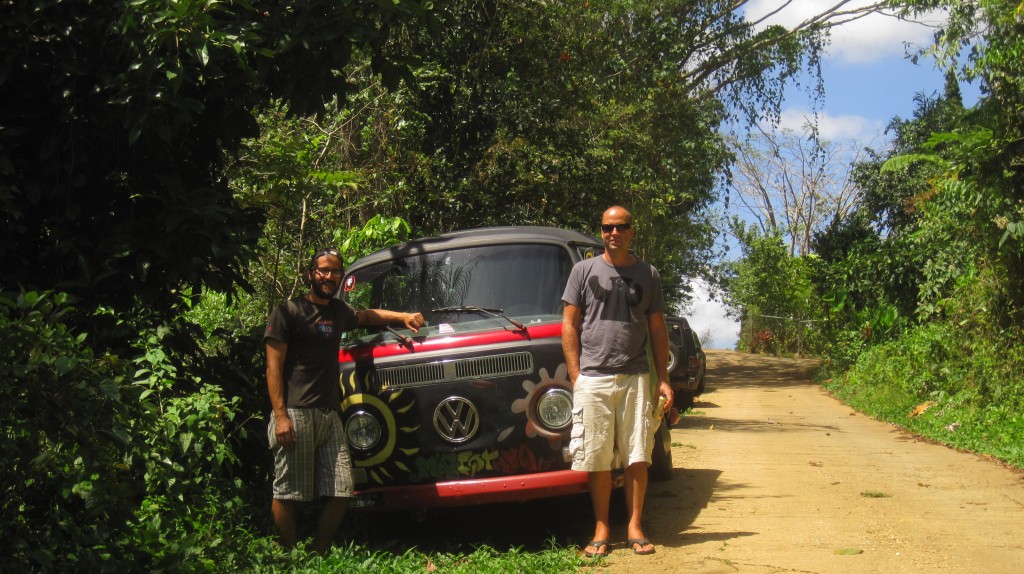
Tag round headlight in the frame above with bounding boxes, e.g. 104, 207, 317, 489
536, 388, 573, 431
345, 411, 382, 450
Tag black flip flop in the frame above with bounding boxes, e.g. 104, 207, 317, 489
627, 537, 656, 555
583, 540, 609, 558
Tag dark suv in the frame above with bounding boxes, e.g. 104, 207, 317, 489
666, 316, 705, 412
336, 226, 675, 511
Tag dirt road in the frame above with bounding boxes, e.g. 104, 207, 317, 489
601, 350, 1024, 574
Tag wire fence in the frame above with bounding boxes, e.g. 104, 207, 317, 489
739, 314, 817, 356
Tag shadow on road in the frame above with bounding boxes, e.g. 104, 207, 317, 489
344, 463, 729, 555
678, 412, 841, 435
702, 350, 822, 391
344, 493, 595, 554
347, 463, 731, 555
643, 467, 737, 551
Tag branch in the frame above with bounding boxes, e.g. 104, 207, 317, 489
684, 1, 892, 100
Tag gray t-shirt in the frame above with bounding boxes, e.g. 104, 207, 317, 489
561, 256, 665, 376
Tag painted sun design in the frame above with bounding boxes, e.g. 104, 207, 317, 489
511, 363, 572, 448
339, 369, 421, 486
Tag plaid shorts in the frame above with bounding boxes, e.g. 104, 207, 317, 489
569, 372, 655, 472
268, 407, 354, 500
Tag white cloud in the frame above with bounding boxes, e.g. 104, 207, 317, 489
775, 107, 885, 144
744, 0, 940, 64
679, 281, 740, 350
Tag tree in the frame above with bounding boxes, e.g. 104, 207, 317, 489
797, 2, 1024, 463
730, 125, 865, 257
892, 0, 1024, 320
231, 0, 896, 307
0, 0, 437, 323
808, 80, 966, 322
0, 2, 440, 568
721, 219, 814, 354
802, 0, 1024, 364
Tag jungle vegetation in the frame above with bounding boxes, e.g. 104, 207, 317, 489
2, 0, 1020, 570
720, 0, 1024, 470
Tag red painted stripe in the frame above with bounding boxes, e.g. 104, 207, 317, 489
338, 322, 562, 362
349, 469, 622, 511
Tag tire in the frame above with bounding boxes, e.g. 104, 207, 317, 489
676, 389, 695, 412
667, 342, 681, 374
649, 418, 673, 482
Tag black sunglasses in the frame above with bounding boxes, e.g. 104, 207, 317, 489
600, 223, 632, 233
314, 267, 343, 278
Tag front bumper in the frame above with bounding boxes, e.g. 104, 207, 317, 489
349, 469, 613, 511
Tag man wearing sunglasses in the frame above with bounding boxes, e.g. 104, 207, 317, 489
264, 247, 424, 554
562, 206, 673, 558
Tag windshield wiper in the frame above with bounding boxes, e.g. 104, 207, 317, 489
385, 325, 415, 348
432, 306, 525, 330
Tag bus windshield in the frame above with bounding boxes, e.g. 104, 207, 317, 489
342, 243, 574, 339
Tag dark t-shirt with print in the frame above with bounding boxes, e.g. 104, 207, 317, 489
264, 297, 358, 410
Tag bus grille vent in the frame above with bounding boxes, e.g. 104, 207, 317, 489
375, 352, 534, 389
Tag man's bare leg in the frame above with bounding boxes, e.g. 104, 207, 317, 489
624, 462, 654, 553
271, 498, 298, 549
585, 470, 613, 555
310, 497, 348, 556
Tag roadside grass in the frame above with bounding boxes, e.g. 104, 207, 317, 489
860, 490, 890, 498
822, 323, 1024, 470
248, 541, 589, 573
834, 547, 864, 555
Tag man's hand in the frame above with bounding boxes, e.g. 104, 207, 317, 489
657, 380, 674, 413
265, 339, 294, 447
404, 312, 425, 333
275, 412, 296, 448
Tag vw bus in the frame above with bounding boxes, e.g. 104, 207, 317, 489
336, 226, 673, 510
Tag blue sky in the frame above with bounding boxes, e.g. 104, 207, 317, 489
687, 1, 979, 349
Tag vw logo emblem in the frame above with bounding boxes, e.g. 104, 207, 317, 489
433, 396, 480, 444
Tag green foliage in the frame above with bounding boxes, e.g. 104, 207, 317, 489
774, 0, 1024, 474
231, 0, 838, 309
892, 0, 1024, 317
2, 291, 135, 570
0, 290, 262, 571
245, 541, 586, 574
228, 100, 422, 307
182, 289, 265, 358
419, 543, 586, 574
803, 79, 974, 369
848, 77, 967, 237
0, 0, 438, 323
128, 326, 250, 570
337, 214, 413, 267
823, 322, 1024, 468
722, 221, 814, 354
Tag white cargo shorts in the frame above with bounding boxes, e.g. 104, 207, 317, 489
569, 372, 655, 471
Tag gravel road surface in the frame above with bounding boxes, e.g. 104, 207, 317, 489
601, 350, 1024, 574
352, 350, 1023, 573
